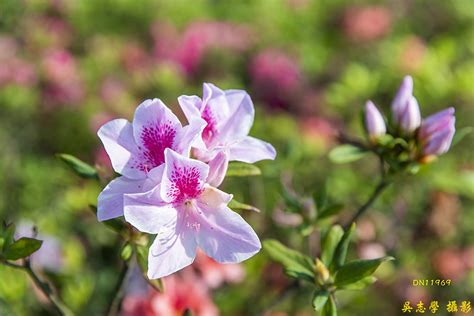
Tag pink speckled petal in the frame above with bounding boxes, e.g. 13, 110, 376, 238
160, 148, 209, 203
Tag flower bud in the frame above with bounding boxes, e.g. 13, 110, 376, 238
418, 107, 455, 158
315, 258, 330, 285
391, 76, 421, 133
365, 100, 386, 141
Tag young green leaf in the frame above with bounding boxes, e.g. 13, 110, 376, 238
328, 145, 368, 164
2, 223, 16, 252
263, 239, 315, 281
321, 225, 344, 266
338, 276, 377, 290
317, 204, 344, 220
334, 256, 394, 287
57, 153, 99, 179
228, 199, 260, 213
3, 237, 43, 260
120, 243, 133, 261
226, 162, 261, 177
322, 295, 337, 316
312, 289, 329, 311
451, 126, 472, 147
331, 223, 356, 271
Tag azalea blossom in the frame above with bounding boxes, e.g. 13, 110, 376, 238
97, 99, 205, 221
178, 83, 276, 185
391, 75, 421, 133
364, 100, 386, 141
124, 148, 261, 279
418, 107, 455, 158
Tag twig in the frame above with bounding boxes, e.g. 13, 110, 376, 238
3, 259, 74, 316
106, 260, 131, 316
258, 281, 299, 315
344, 179, 391, 229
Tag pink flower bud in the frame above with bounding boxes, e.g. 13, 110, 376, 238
365, 101, 386, 140
418, 107, 455, 157
391, 76, 421, 133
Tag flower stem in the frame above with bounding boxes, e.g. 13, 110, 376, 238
344, 179, 391, 229
106, 260, 130, 316
3, 260, 74, 316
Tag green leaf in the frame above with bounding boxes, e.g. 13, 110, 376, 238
321, 225, 344, 266
263, 239, 315, 281
331, 223, 356, 271
334, 256, 394, 287
314, 184, 328, 211
318, 204, 344, 220
451, 126, 472, 147
120, 243, 133, 261
312, 289, 329, 311
339, 276, 377, 290
228, 199, 260, 213
322, 295, 337, 316
135, 243, 163, 292
2, 223, 16, 252
226, 162, 261, 177
3, 237, 43, 260
328, 145, 368, 164
57, 153, 99, 179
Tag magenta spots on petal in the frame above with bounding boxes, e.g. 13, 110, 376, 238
167, 165, 203, 202
138, 122, 176, 172
201, 106, 217, 144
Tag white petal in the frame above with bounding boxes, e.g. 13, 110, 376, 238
206, 152, 229, 187
228, 136, 276, 163
147, 219, 197, 279
97, 119, 144, 179
195, 202, 261, 263
97, 176, 149, 221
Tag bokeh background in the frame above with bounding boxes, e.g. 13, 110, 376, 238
0, 0, 473, 315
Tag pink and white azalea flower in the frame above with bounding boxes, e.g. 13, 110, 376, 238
97, 99, 206, 221
178, 83, 276, 164
124, 148, 261, 279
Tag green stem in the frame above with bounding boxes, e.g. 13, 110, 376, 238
4, 260, 74, 316
106, 260, 130, 316
344, 179, 391, 229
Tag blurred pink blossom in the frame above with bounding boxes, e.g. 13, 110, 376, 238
99, 77, 127, 106
342, 6, 392, 43
152, 21, 254, 74
432, 248, 466, 281
399, 36, 427, 73
0, 36, 37, 87
249, 49, 302, 109
358, 242, 386, 260
299, 116, 337, 147
121, 270, 218, 316
121, 43, 152, 74
42, 49, 84, 106
194, 250, 245, 289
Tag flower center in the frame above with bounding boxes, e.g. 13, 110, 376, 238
167, 165, 203, 203
138, 121, 176, 172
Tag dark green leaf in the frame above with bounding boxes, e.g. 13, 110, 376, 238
322, 295, 337, 316
334, 257, 394, 287
321, 225, 344, 266
286, 269, 316, 283
328, 145, 368, 164
135, 243, 163, 292
57, 153, 98, 179
263, 239, 315, 281
3, 237, 42, 260
339, 276, 377, 290
281, 187, 302, 213
312, 289, 329, 311
226, 162, 261, 177
317, 204, 344, 220
228, 199, 260, 213
2, 223, 15, 252
314, 184, 328, 211
331, 223, 356, 271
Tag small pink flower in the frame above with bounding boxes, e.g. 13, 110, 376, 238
97, 99, 205, 221
124, 149, 261, 279
249, 49, 302, 109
